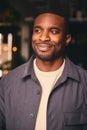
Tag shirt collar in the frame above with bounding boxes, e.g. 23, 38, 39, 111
62, 57, 80, 82
22, 55, 80, 82
22, 55, 35, 78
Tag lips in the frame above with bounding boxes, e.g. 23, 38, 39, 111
36, 44, 52, 51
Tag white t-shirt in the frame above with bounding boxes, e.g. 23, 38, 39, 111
34, 59, 65, 130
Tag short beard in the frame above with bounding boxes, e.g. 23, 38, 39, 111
33, 48, 65, 61
32, 41, 66, 61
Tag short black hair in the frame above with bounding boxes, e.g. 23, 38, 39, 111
33, 7, 70, 34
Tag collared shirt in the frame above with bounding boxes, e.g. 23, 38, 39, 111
0, 55, 87, 130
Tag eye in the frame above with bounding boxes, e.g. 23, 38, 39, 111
33, 28, 41, 33
50, 28, 60, 34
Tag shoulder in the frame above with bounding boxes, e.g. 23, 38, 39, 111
65, 57, 87, 83
0, 61, 29, 89
0, 55, 35, 89
76, 64, 87, 85
2, 62, 27, 80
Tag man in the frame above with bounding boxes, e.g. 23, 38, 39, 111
0, 9, 87, 130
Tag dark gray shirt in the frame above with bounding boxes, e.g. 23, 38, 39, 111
0, 55, 87, 130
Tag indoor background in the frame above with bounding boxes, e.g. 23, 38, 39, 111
0, 0, 87, 77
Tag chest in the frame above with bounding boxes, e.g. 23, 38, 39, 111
5, 78, 87, 130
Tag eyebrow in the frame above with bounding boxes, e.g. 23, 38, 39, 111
33, 25, 42, 29
33, 25, 62, 31
50, 26, 62, 31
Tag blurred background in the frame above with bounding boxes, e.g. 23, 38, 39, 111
0, 0, 87, 77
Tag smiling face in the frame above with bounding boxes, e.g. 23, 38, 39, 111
32, 13, 71, 61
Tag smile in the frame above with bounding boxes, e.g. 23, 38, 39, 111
36, 44, 52, 51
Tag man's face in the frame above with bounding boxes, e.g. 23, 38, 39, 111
32, 13, 71, 61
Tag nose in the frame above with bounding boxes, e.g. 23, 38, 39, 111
39, 32, 50, 41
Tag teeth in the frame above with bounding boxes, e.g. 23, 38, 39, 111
38, 45, 51, 51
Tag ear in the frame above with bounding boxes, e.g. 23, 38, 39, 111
65, 34, 72, 46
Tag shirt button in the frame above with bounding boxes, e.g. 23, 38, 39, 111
36, 89, 40, 95
29, 113, 34, 118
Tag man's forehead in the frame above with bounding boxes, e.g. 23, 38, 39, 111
34, 13, 65, 27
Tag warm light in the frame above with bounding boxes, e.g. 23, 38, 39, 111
3, 45, 8, 52
3, 70, 9, 75
8, 33, 12, 61
12, 46, 17, 52
0, 69, 2, 77
0, 33, 3, 56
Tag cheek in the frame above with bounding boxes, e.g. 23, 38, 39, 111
32, 35, 37, 48
51, 34, 62, 42
32, 34, 37, 41
32, 33, 40, 41
50, 36, 58, 42
54, 35, 66, 44
31, 35, 35, 47
51, 37, 61, 44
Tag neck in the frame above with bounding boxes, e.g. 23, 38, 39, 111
35, 57, 64, 72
